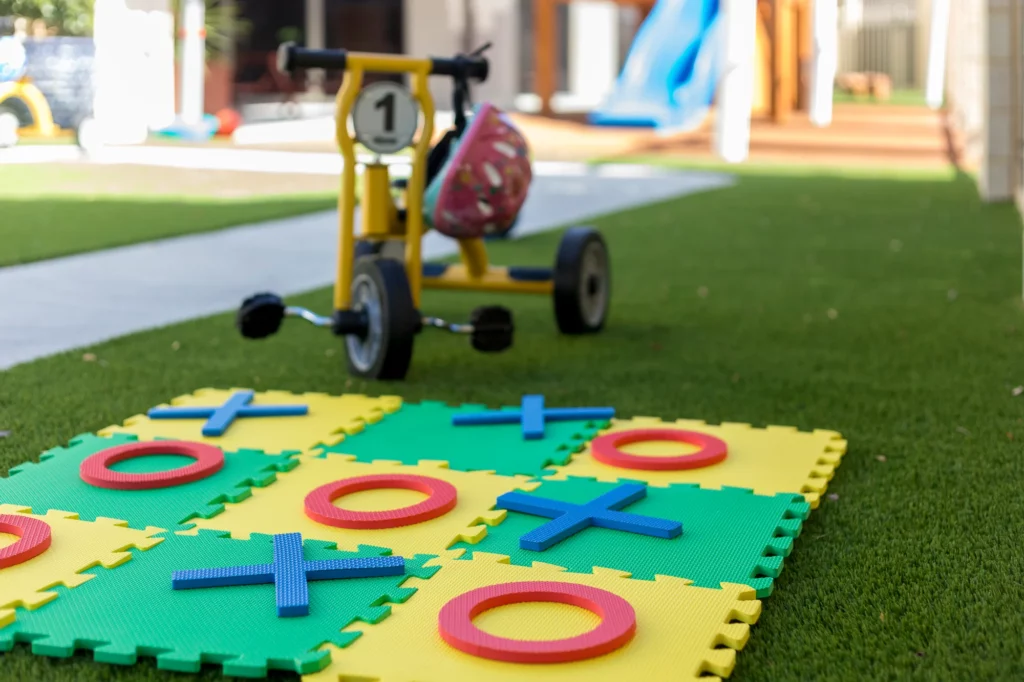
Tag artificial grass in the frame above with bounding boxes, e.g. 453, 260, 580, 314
833, 88, 930, 107
0, 194, 336, 267
2, 168, 1024, 681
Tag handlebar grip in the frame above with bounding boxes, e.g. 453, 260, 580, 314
429, 55, 489, 82
277, 42, 347, 73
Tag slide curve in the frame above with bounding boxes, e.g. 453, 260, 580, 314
589, 0, 722, 131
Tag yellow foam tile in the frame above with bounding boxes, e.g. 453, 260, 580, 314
304, 551, 761, 682
546, 417, 847, 508
0, 504, 164, 626
99, 387, 401, 454
182, 456, 539, 557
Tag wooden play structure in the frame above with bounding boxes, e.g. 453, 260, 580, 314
532, 0, 814, 124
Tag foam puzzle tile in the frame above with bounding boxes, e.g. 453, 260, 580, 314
0, 530, 439, 677
546, 418, 847, 508
453, 478, 809, 597
318, 401, 607, 477
99, 388, 402, 454
0, 433, 300, 530
0, 505, 162, 629
185, 455, 540, 558
304, 552, 761, 682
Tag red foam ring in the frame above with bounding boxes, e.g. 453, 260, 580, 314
437, 580, 637, 664
79, 440, 225, 490
0, 514, 53, 569
590, 428, 728, 471
304, 474, 458, 529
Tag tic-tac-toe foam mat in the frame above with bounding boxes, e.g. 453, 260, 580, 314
0, 389, 847, 680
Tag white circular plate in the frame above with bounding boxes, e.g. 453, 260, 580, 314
352, 81, 419, 155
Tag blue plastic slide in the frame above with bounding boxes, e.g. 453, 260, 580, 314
589, 0, 722, 131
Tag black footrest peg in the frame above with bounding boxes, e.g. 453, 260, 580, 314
470, 306, 514, 353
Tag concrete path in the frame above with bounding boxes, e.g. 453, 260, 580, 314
0, 163, 733, 369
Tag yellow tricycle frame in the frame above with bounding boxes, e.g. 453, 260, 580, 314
326, 51, 554, 315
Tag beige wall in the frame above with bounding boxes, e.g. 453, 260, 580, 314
403, 0, 521, 111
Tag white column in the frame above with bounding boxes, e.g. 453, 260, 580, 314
925, 0, 949, 109
136, 0, 175, 130
810, 0, 837, 126
305, 0, 325, 93
568, 1, 619, 106
842, 0, 862, 27
979, 0, 1015, 202
714, 0, 757, 163
178, 0, 205, 125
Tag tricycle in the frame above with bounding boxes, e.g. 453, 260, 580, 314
236, 41, 611, 381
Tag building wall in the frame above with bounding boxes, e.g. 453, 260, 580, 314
403, 0, 520, 111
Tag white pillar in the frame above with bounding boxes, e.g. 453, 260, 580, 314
925, 0, 950, 109
714, 0, 757, 163
810, 0, 837, 127
568, 1, 619, 106
842, 0, 862, 27
178, 0, 205, 125
305, 0, 325, 93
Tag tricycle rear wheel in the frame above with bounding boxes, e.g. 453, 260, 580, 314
553, 227, 610, 334
344, 257, 419, 380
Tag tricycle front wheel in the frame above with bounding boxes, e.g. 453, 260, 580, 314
344, 257, 419, 381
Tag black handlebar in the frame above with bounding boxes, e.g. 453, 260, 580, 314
276, 42, 489, 83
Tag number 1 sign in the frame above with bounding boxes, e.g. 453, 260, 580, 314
351, 81, 420, 155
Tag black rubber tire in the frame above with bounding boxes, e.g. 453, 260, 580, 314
237, 292, 286, 339
344, 257, 419, 380
553, 227, 611, 334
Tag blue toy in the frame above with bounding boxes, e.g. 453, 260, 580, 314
171, 532, 406, 617
451, 394, 614, 440
148, 389, 308, 437
495, 482, 683, 551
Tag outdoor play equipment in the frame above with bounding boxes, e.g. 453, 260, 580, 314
235, 42, 612, 381
0, 35, 98, 149
533, 0, 819, 127
588, 0, 723, 130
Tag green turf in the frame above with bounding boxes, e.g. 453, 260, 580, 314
0, 192, 335, 267
833, 88, 930, 107
2, 166, 1024, 681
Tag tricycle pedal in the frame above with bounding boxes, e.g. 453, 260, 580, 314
470, 306, 513, 353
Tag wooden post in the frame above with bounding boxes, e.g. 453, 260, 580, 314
770, 0, 792, 123
796, 0, 812, 110
534, 0, 556, 116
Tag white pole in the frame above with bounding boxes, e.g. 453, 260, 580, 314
305, 0, 325, 93
568, 1, 620, 108
178, 0, 205, 125
925, 0, 950, 110
809, 0, 837, 127
714, 0, 757, 163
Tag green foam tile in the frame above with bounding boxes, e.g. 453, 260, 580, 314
0, 433, 300, 530
0, 530, 439, 677
452, 477, 810, 597
318, 401, 607, 477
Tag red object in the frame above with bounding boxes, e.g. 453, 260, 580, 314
215, 108, 242, 136
0, 514, 53, 569
79, 441, 225, 490
438, 581, 637, 663
590, 428, 728, 471
304, 474, 458, 529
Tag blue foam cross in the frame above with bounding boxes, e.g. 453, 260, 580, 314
147, 389, 308, 437
496, 482, 683, 552
450, 394, 615, 440
171, 533, 405, 617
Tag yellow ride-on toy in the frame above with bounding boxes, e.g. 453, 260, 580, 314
236, 42, 611, 381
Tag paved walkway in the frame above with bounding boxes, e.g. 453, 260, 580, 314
0, 160, 733, 369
